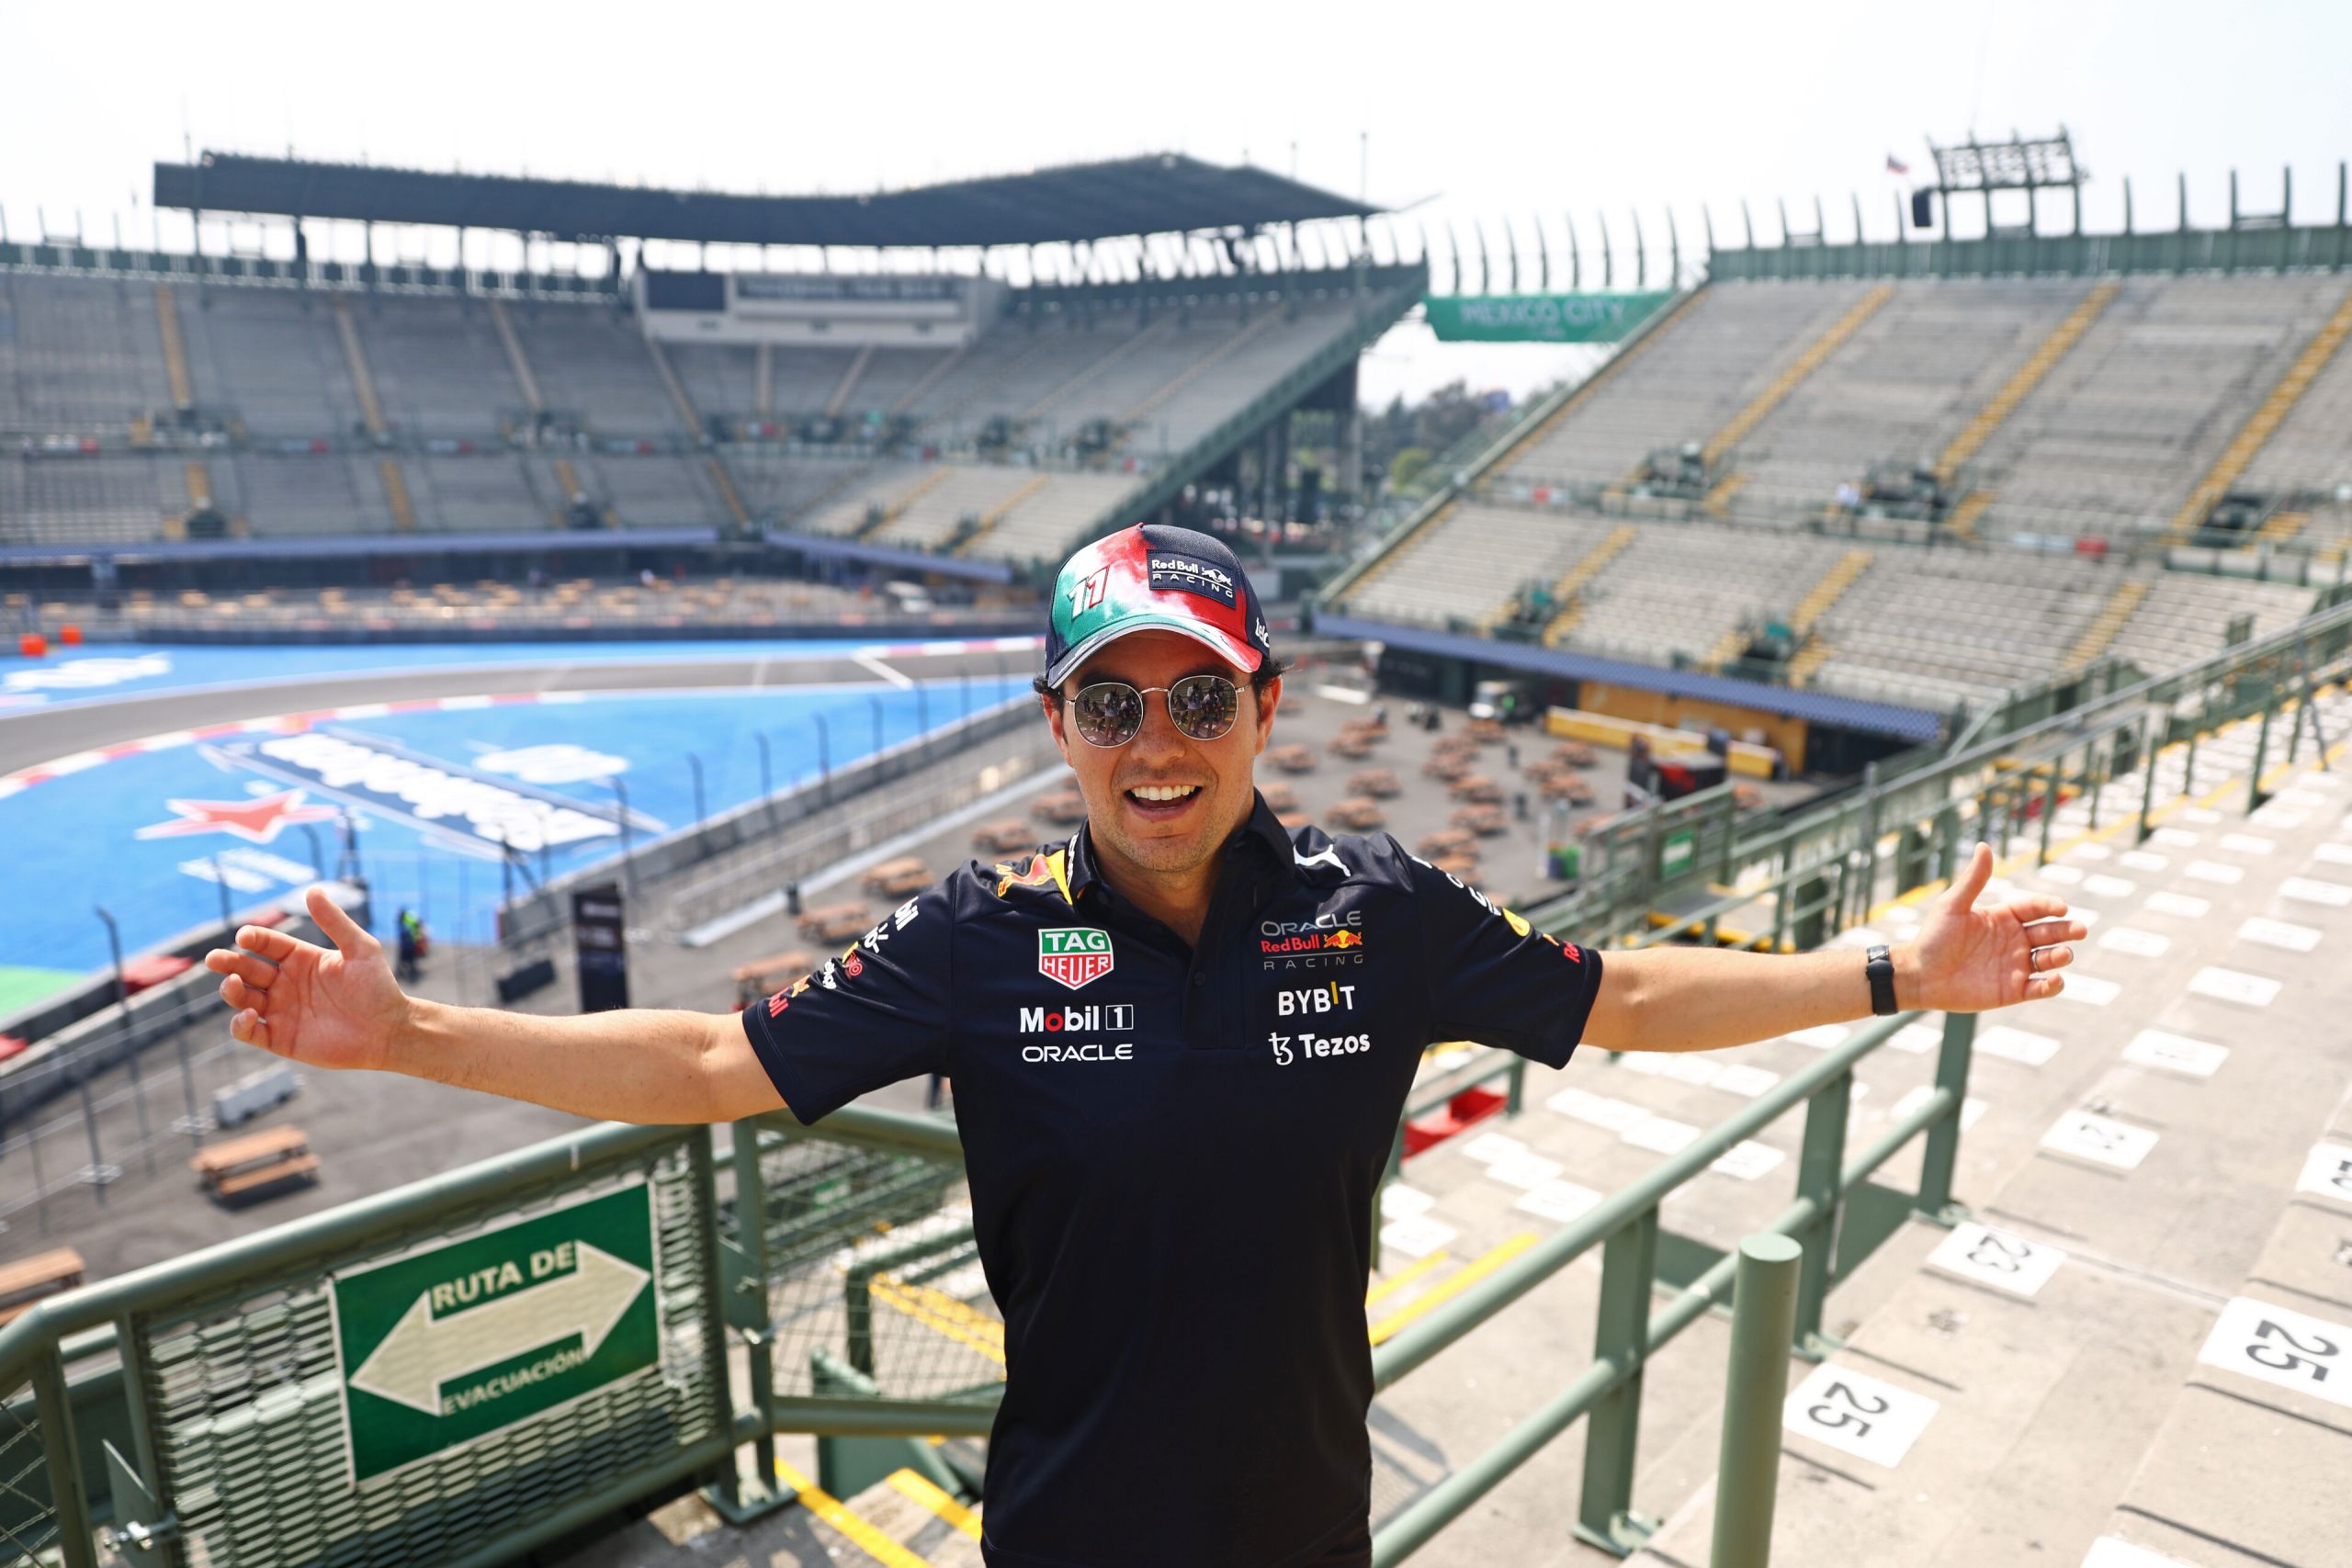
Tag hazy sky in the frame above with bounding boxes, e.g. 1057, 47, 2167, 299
6, 0, 2345, 404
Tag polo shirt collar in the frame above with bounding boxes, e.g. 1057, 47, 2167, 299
1064, 790, 1295, 901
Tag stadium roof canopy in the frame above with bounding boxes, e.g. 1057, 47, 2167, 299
153, 152, 1379, 247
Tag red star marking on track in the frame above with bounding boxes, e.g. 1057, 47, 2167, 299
136, 788, 338, 845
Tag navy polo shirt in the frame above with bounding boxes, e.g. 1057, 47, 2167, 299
741, 795, 1604, 1567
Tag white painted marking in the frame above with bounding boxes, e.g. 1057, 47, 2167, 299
1515, 1180, 1602, 1224
2219, 832, 2276, 856
2197, 1296, 2352, 1411
1484, 1152, 1566, 1190
852, 652, 916, 690
1651, 1054, 1719, 1086
2239, 916, 2322, 953
2121, 1030, 2229, 1078
1621, 1116, 1701, 1155
2067, 841, 2113, 862
2055, 974, 2120, 1007
2037, 863, 2086, 886
1782, 1364, 1939, 1469
1459, 1132, 1528, 1165
2292, 1143, 2352, 1208
2083, 874, 2138, 899
2144, 890, 2211, 919
1380, 1184, 1435, 1219
2184, 860, 2245, 885
2096, 926, 2171, 959
1709, 1064, 1781, 1098
2117, 850, 2169, 873
1784, 1024, 1850, 1050
2151, 827, 2201, 848
2081, 1536, 2192, 1568
2313, 841, 2352, 867
1380, 1213, 1456, 1259
1545, 1089, 1654, 1132
1708, 1141, 1785, 1181
1886, 1021, 1941, 1055
1976, 1025, 2062, 1066
2188, 966, 2282, 1008
2180, 807, 2222, 825
2281, 875, 2352, 908
1892, 1085, 1987, 1131
1928, 1222, 2066, 1298
2249, 807, 2305, 829
2041, 1111, 2157, 1169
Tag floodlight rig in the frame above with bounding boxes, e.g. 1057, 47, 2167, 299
1918, 128, 2087, 240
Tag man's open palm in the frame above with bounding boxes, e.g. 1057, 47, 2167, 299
204, 886, 408, 1071
1909, 842, 2086, 1012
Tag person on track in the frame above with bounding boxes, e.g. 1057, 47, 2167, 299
205, 522, 2083, 1568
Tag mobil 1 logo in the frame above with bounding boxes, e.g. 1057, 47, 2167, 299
330, 1181, 661, 1486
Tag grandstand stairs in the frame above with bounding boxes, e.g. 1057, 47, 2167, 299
754, 341, 775, 419
1539, 523, 1639, 647
1709, 547, 1874, 671
894, 341, 974, 416
1699, 283, 1894, 469
952, 473, 1049, 557
327, 293, 421, 532
2258, 510, 2310, 547
1016, 316, 1177, 426
2065, 577, 2153, 670
1941, 489, 1994, 540
827, 344, 877, 419
641, 333, 754, 528
855, 468, 955, 542
2164, 284, 2352, 545
151, 282, 197, 419
1118, 310, 1283, 430
486, 296, 548, 413
1936, 278, 2121, 487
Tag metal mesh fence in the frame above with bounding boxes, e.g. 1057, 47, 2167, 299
0, 1369, 60, 1565
738, 1130, 999, 1404
132, 1135, 720, 1568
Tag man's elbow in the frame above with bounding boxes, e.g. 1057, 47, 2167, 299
698, 1014, 785, 1124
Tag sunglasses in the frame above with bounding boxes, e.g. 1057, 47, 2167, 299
1063, 675, 1242, 748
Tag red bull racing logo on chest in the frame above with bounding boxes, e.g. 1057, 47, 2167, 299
1038, 927, 1115, 990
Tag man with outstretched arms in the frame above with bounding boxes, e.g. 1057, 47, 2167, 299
209, 523, 2084, 1568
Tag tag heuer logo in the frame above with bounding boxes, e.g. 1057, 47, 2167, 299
1038, 927, 1114, 990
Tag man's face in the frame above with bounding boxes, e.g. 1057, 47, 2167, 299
1043, 628, 1281, 880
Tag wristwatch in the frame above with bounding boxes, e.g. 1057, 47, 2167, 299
1865, 944, 1898, 1017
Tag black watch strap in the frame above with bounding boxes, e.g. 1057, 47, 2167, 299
1865, 944, 1898, 1017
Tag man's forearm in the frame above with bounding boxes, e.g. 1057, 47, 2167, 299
394, 998, 739, 1124
1585, 943, 1919, 1054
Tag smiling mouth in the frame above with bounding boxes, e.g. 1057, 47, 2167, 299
1123, 784, 1203, 816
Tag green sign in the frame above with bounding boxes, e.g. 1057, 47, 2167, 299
1660, 828, 1698, 880
331, 1181, 661, 1485
1422, 291, 1672, 344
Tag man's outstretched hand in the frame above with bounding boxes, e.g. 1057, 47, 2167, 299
204, 886, 410, 1071
1905, 842, 2087, 1013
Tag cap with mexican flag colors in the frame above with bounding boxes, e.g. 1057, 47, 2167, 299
1045, 523, 1272, 688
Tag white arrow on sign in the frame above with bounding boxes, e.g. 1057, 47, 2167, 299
348, 1243, 650, 1416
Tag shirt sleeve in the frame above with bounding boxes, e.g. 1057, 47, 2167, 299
1401, 842, 1603, 1069
738, 877, 955, 1124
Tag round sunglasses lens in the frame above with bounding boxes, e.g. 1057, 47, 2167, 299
1168, 676, 1239, 740
1074, 683, 1143, 746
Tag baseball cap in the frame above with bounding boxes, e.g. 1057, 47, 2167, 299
1045, 523, 1272, 688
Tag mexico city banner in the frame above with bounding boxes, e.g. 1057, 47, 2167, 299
1422, 291, 1672, 344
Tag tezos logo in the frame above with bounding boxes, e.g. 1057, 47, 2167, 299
1038, 927, 1114, 990
1148, 554, 1238, 609
1269, 1030, 1371, 1066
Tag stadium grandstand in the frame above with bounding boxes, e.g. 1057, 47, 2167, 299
7, 126, 2352, 1568
1, 151, 1421, 590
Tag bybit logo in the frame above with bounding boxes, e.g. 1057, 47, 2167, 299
1276, 983, 1357, 1016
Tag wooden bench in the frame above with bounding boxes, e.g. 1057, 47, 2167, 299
0, 1248, 85, 1324
797, 902, 870, 943
193, 1124, 319, 1201
731, 949, 814, 1010
862, 856, 930, 897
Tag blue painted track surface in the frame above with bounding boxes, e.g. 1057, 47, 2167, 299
1, 675, 1031, 984
0, 637, 982, 716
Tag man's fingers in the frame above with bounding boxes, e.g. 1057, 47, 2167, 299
234, 924, 303, 963
206, 948, 277, 988
2023, 973, 2065, 1001
2030, 945, 2075, 973
229, 1007, 273, 1051
1945, 841, 1993, 910
306, 885, 376, 958
2002, 894, 2071, 924
2026, 919, 2088, 946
